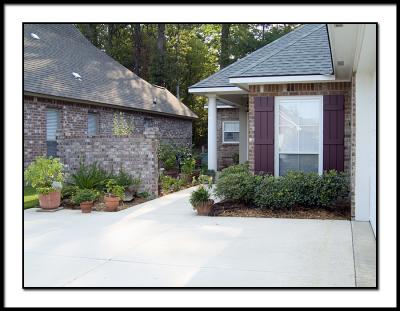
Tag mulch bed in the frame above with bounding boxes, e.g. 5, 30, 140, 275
61, 197, 148, 212
210, 201, 351, 220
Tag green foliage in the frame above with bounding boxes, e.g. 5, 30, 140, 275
113, 112, 134, 136
61, 184, 79, 199
181, 157, 196, 175
160, 175, 185, 193
254, 170, 349, 209
70, 162, 110, 191
105, 179, 125, 199
214, 164, 259, 203
24, 156, 64, 194
189, 186, 211, 209
158, 144, 177, 170
72, 188, 99, 204
192, 174, 213, 189
24, 186, 39, 209
137, 191, 150, 199
114, 167, 141, 189
232, 153, 239, 165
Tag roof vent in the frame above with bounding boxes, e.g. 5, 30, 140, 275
337, 60, 345, 66
30, 33, 40, 40
72, 72, 82, 81
334, 24, 343, 28
153, 98, 157, 105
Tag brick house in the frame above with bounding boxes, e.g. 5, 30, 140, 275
24, 24, 197, 169
189, 24, 376, 234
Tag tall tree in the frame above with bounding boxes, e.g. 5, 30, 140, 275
132, 23, 142, 76
219, 23, 231, 68
78, 24, 99, 48
154, 23, 166, 86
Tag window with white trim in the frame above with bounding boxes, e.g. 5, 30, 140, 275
46, 108, 60, 157
87, 112, 98, 136
275, 96, 323, 176
223, 121, 239, 143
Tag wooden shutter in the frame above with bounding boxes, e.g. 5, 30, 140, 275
323, 95, 345, 172
254, 96, 274, 174
46, 109, 59, 157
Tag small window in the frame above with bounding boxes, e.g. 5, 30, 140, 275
223, 121, 239, 143
88, 113, 98, 136
46, 109, 60, 157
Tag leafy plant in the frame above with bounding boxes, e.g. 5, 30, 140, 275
72, 188, 99, 204
254, 175, 296, 210
189, 186, 211, 209
137, 191, 150, 199
24, 156, 64, 195
61, 184, 79, 199
214, 163, 259, 203
105, 179, 125, 199
181, 157, 196, 175
113, 112, 133, 136
158, 144, 177, 171
160, 175, 185, 193
192, 174, 213, 189
70, 161, 109, 191
114, 167, 141, 189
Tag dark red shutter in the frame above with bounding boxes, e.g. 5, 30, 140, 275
254, 96, 274, 174
323, 95, 345, 172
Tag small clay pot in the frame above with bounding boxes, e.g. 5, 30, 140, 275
38, 191, 61, 210
195, 199, 214, 216
104, 196, 120, 212
80, 201, 93, 213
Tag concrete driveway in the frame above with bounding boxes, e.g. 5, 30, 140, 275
24, 187, 376, 287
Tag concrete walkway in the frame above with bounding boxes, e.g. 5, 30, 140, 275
24, 187, 376, 287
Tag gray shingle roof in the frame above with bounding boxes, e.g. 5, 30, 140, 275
24, 24, 197, 119
190, 24, 333, 88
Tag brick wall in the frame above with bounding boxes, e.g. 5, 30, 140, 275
57, 128, 159, 197
217, 108, 240, 170
350, 75, 356, 216
248, 82, 353, 203
24, 95, 193, 168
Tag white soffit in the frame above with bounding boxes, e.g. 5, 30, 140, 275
229, 74, 336, 85
188, 86, 247, 95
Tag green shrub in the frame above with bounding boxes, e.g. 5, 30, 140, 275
232, 153, 239, 165
24, 156, 64, 194
137, 191, 150, 199
114, 167, 141, 189
181, 157, 196, 175
214, 163, 259, 203
158, 144, 177, 170
105, 179, 125, 199
160, 175, 185, 193
72, 188, 99, 204
192, 174, 213, 188
254, 170, 349, 209
61, 184, 79, 199
70, 161, 110, 191
189, 186, 211, 209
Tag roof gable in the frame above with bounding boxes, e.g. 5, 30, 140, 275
24, 24, 197, 119
190, 24, 333, 88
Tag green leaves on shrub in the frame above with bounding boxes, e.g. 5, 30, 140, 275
24, 156, 64, 194
181, 157, 196, 175
105, 179, 125, 199
189, 186, 211, 209
158, 144, 177, 171
254, 175, 296, 210
160, 175, 185, 193
214, 163, 259, 203
114, 167, 141, 189
70, 161, 110, 191
72, 188, 99, 204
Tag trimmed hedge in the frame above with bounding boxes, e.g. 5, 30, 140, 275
215, 164, 349, 209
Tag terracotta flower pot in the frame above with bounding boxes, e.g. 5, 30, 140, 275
80, 201, 93, 213
195, 199, 214, 216
104, 196, 120, 212
38, 191, 61, 210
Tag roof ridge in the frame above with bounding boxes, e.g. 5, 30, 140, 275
232, 24, 325, 77
189, 24, 314, 88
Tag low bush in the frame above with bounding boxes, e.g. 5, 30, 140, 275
214, 163, 260, 203
181, 157, 196, 175
72, 188, 99, 205
189, 186, 211, 209
70, 161, 110, 191
192, 174, 213, 188
254, 170, 349, 209
158, 144, 177, 171
160, 175, 185, 193
105, 179, 125, 199
114, 167, 141, 190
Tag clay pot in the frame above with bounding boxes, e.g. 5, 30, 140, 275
104, 196, 120, 212
80, 201, 93, 213
38, 191, 61, 210
195, 199, 214, 216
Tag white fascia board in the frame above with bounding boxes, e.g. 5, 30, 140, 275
204, 105, 235, 109
229, 75, 336, 85
188, 86, 247, 94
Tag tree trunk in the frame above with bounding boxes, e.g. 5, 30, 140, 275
220, 23, 231, 69
107, 24, 116, 54
81, 24, 99, 47
133, 23, 142, 76
155, 23, 166, 86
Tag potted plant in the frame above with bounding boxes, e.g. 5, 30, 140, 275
72, 189, 98, 213
180, 157, 196, 183
104, 179, 125, 212
158, 144, 178, 177
189, 185, 214, 216
24, 156, 64, 210
115, 168, 141, 202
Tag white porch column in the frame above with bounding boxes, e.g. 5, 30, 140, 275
239, 105, 248, 163
207, 94, 217, 171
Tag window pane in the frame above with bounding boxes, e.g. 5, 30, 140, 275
224, 132, 239, 142
224, 121, 239, 132
298, 100, 320, 125
278, 124, 298, 153
88, 113, 98, 136
299, 154, 319, 173
279, 101, 298, 126
46, 109, 59, 141
299, 126, 319, 153
47, 141, 58, 157
279, 154, 299, 175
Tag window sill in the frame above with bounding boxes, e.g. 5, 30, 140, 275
222, 142, 239, 145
